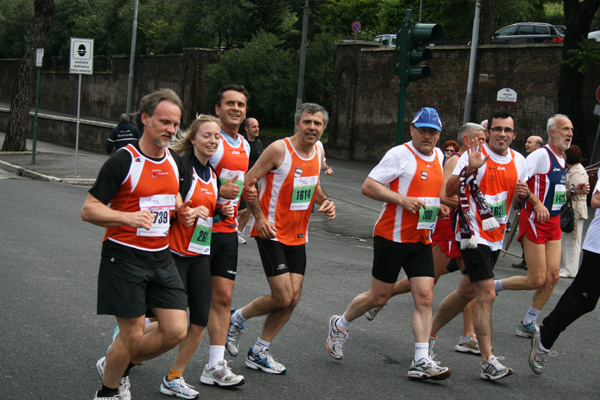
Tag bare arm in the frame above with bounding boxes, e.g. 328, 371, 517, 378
362, 177, 425, 214
315, 183, 335, 220
81, 193, 154, 229
591, 189, 600, 208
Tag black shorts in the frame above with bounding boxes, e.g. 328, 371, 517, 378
97, 255, 187, 318
209, 232, 238, 280
173, 253, 212, 327
372, 236, 435, 284
238, 197, 247, 211
255, 237, 307, 277
460, 243, 500, 282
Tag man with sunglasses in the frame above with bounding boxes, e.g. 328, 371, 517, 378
494, 114, 589, 337
428, 110, 528, 380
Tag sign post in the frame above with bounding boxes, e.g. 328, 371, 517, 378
31, 48, 44, 164
352, 21, 361, 40
69, 38, 94, 176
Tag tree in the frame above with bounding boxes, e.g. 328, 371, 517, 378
2, 0, 55, 151
478, 0, 500, 44
559, 0, 600, 159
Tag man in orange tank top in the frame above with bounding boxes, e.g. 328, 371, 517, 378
430, 110, 529, 380
81, 89, 190, 400
225, 103, 336, 374
326, 107, 451, 380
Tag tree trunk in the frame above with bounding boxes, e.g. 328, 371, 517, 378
478, 0, 500, 45
558, 0, 600, 162
2, 0, 55, 152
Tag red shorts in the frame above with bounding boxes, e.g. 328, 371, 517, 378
432, 239, 462, 259
517, 210, 561, 244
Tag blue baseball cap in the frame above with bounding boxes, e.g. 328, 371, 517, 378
412, 107, 442, 131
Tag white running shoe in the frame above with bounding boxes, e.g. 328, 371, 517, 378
245, 347, 287, 374
96, 357, 131, 400
407, 357, 451, 380
326, 315, 347, 360
455, 334, 481, 355
364, 306, 383, 321
237, 231, 247, 244
481, 355, 513, 380
200, 360, 245, 387
225, 310, 245, 357
159, 375, 199, 399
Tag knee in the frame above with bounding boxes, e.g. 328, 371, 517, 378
164, 320, 188, 345
547, 272, 560, 286
212, 290, 233, 309
414, 290, 434, 308
272, 291, 294, 310
529, 276, 545, 290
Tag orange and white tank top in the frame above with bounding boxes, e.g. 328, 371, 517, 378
373, 143, 444, 244
170, 166, 218, 257
104, 144, 180, 251
250, 137, 321, 246
468, 147, 518, 243
209, 133, 250, 233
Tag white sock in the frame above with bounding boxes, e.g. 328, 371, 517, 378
494, 279, 504, 293
415, 342, 429, 361
336, 314, 351, 332
252, 337, 270, 354
523, 307, 540, 326
207, 345, 225, 369
231, 308, 247, 325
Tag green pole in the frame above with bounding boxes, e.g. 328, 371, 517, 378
395, 9, 412, 145
31, 67, 41, 164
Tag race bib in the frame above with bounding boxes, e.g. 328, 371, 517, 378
137, 195, 176, 237
291, 175, 318, 211
417, 197, 440, 230
217, 168, 245, 207
187, 217, 213, 255
552, 184, 567, 211
485, 191, 509, 224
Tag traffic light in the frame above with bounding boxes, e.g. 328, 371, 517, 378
395, 9, 443, 84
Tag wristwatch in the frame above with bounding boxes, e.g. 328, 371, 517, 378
570, 188, 576, 197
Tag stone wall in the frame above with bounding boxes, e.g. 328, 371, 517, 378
327, 41, 600, 162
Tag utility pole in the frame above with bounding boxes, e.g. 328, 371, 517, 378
295, 0, 309, 112
126, 0, 139, 115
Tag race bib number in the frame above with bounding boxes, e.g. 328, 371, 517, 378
417, 197, 440, 230
188, 217, 213, 255
485, 191, 509, 224
217, 168, 244, 207
137, 195, 176, 237
552, 184, 567, 211
291, 175, 318, 211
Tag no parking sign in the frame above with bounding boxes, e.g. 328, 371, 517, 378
352, 21, 361, 33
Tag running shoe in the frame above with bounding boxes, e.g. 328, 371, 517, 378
407, 357, 451, 380
480, 355, 513, 380
237, 231, 246, 244
326, 315, 347, 360
516, 321, 539, 338
245, 347, 287, 374
96, 356, 131, 400
225, 310, 245, 357
93, 391, 125, 399
159, 376, 199, 399
364, 306, 383, 321
106, 325, 120, 353
529, 332, 555, 375
200, 360, 245, 387
454, 334, 481, 355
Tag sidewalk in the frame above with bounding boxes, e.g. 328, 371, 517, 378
0, 131, 104, 185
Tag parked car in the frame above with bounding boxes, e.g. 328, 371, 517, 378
374, 34, 396, 47
490, 22, 564, 44
588, 30, 600, 42
554, 25, 566, 35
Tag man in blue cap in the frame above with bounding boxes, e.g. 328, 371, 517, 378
326, 107, 451, 380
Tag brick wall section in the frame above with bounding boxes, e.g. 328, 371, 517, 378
328, 41, 600, 162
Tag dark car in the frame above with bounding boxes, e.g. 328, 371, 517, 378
490, 22, 564, 44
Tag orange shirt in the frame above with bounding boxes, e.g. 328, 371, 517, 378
370, 143, 444, 244
104, 144, 179, 251
250, 138, 321, 246
170, 167, 218, 256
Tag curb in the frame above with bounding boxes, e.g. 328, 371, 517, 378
0, 159, 95, 185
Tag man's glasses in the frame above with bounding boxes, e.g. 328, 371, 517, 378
490, 126, 514, 133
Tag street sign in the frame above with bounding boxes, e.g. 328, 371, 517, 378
593, 104, 600, 117
596, 85, 600, 103
352, 21, 361, 33
496, 88, 517, 107
69, 38, 94, 75
36, 48, 44, 67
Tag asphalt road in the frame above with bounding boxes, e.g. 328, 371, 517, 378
1, 169, 599, 400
